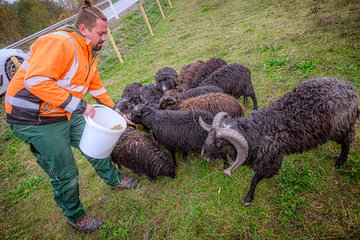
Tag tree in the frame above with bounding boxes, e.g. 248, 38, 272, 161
0, 2, 21, 47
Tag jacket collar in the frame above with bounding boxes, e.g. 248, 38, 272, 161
56, 25, 97, 57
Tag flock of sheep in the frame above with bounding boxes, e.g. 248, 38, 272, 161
110, 57, 359, 205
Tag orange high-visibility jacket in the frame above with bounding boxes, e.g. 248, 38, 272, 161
5, 30, 115, 125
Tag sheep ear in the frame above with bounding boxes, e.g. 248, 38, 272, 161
199, 116, 211, 132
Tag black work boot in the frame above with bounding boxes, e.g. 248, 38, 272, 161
110, 176, 138, 190
66, 214, 104, 233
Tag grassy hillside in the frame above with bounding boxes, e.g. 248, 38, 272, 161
1, 0, 359, 239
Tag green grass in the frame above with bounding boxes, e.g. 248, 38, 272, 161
1, 0, 360, 239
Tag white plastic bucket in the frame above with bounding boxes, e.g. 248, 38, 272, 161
79, 104, 127, 159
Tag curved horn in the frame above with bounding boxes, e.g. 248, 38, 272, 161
216, 128, 249, 176
212, 112, 229, 128
199, 116, 211, 132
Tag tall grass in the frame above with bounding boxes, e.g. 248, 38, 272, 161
0, 0, 359, 239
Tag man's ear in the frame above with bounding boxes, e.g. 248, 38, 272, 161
78, 23, 87, 35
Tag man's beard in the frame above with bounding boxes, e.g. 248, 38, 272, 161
93, 42, 103, 51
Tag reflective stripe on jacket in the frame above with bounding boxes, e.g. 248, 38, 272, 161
5, 30, 115, 125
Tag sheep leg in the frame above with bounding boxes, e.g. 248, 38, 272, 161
182, 151, 188, 160
243, 158, 281, 206
335, 142, 350, 168
243, 96, 248, 106
243, 172, 264, 206
243, 173, 265, 206
251, 95, 258, 110
147, 174, 157, 181
170, 148, 177, 163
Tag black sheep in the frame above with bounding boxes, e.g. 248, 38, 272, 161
199, 77, 359, 205
115, 82, 143, 116
199, 63, 258, 110
111, 127, 176, 180
139, 83, 164, 107
131, 104, 214, 161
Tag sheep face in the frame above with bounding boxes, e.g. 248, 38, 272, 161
202, 130, 228, 162
158, 77, 176, 93
200, 113, 231, 162
157, 161, 176, 179
199, 113, 245, 172
201, 127, 238, 163
164, 89, 182, 102
130, 103, 155, 124
116, 99, 135, 116
129, 104, 144, 124
155, 67, 178, 93
159, 96, 178, 110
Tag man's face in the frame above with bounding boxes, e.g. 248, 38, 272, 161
81, 19, 108, 51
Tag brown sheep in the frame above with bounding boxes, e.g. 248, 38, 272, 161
177, 60, 205, 90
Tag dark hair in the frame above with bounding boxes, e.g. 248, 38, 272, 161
75, 0, 107, 30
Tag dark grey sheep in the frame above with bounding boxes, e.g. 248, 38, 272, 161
130, 104, 215, 161
139, 83, 164, 107
177, 60, 205, 90
155, 67, 179, 93
111, 127, 176, 180
160, 92, 245, 118
192, 58, 228, 87
115, 82, 143, 116
121, 82, 143, 100
199, 77, 359, 205
199, 63, 258, 110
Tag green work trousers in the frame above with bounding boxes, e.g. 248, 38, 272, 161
10, 114, 123, 221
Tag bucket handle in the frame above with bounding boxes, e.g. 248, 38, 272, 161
93, 104, 107, 110
83, 104, 106, 127
84, 104, 126, 132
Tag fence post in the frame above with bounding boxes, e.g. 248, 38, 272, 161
156, 0, 166, 20
107, 27, 124, 64
167, 0, 173, 8
139, 4, 154, 36
10, 57, 21, 68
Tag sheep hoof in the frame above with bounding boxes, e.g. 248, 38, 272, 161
224, 168, 231, 176
243, 200, 252, 206
147, 175, 157, 181
335, 157, 347, 168
243, 196, 253, 206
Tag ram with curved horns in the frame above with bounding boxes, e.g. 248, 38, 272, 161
199, 77, 359, 206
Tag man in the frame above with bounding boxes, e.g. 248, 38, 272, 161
4, 0, 137, 233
